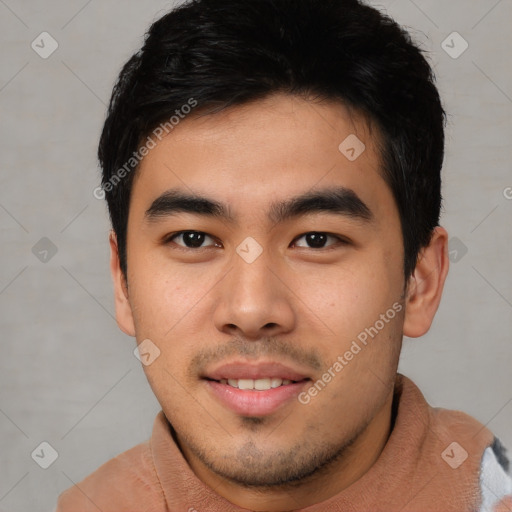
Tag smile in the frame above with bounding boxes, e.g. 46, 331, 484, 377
202, 361, 312, 416
217, 377, 299, 390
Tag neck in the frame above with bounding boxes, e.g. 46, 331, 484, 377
181, 389, 395, 511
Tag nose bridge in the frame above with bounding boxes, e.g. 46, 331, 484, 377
212, 245, 295, 337
230, 246, 280, 307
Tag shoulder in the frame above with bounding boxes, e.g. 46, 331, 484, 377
478, 437, 512, 512
418, 395, 512, 510
56, 440, 166, 512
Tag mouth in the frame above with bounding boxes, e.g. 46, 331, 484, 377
206, 377, 306, 390
202, 361, 312, 416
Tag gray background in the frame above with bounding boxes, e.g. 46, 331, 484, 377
1, 0, 511, 511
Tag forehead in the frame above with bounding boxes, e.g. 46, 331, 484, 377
130, 93, 395, 225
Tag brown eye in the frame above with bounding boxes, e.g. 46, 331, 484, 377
293, 232, 347, 249
167, 231, 219, 249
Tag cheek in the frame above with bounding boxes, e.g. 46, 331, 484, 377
295, 261, 390, 336
294, 261, 403, 385
128, 261, 220, 385
129, 258, 210, 337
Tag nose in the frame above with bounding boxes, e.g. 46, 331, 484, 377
212, 250, 296, 340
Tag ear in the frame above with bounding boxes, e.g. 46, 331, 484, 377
109, 230, 136, 337
403, 226, 450, 338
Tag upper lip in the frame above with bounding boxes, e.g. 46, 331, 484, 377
202, 361, 311, 381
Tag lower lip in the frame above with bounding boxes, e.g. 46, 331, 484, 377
205, 380, 309, 417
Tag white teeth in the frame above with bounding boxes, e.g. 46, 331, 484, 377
271, 378, 283, 388
221, 378, 294, 390
254, 378, 272, 390
238, 379, 254, 390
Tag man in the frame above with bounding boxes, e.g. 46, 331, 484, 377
57, 0, 512, 510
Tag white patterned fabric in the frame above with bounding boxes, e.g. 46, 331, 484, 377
479, 444, 512, 512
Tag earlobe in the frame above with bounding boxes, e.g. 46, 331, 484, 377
109, 231, 136, 337
403, 226, 450, 338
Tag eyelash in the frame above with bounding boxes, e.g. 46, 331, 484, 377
163, 230, 350, 252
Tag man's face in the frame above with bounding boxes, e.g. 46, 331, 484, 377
120, 94, 406, 488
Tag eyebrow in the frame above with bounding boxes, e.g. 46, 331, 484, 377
144, 186, 374, 226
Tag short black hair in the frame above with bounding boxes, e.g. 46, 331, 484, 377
98, 0, 446, 282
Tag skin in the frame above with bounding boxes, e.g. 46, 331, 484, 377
109, 93, 449, 511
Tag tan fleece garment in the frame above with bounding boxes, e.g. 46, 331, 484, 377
57, 374, 496, 512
